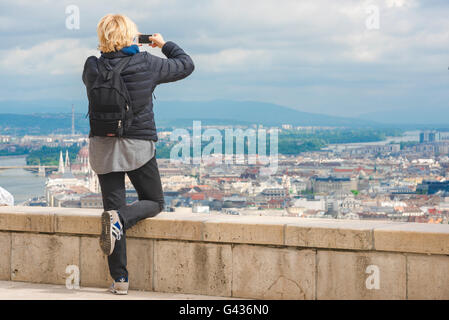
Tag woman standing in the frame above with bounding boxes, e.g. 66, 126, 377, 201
82, 14, 194, 295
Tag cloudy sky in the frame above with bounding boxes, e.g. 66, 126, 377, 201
0, 0, 448, 117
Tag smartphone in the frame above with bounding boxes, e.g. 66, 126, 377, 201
138, 34, 153, 44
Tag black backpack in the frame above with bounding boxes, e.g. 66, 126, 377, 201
87, 56, 134, 137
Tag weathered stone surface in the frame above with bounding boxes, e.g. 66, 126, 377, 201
2, 207, 449, 300
55, 210, 102, 235
79, 237, 154, 290
407, 254, 449, 300
286, 220, 396, 251
317, 250, 406, 299
203, 216, 285, 245
232, 245, 316, 299
0, 209, 54, 233
80, 237, 110, 288
0, 232, 10, 280
374, 223, 449, 255
0, 206, 101, 233
11, 233, 79, 285
154, 240, 232, 297
127, 238, 153, 291
127, 213, 208, 241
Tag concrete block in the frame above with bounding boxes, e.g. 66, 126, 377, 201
55, 210, 102, 236
317, 250, 406, 299
0, 210, 54, 233
127, 213, 208, 241
203, 216, 284, 245
127, 238, 153, 291
0, 232, 10, 280
407, 254, 449, 300
285, 220, 395, 251
80, 237, 153, 291
154, 240, 232, 297
0, 206, 96, 233
11, 233, 80, 285
80, 236, 110, 288
374, 223, 449, 255
232, 245, 316, 299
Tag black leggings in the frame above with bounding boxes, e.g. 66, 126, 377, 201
97, 155, 164, 280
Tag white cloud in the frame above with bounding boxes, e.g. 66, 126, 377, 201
0, 38, 97, 75
193, 48, 272, 73
1, 0, 449, 115
385, 0, 418, 8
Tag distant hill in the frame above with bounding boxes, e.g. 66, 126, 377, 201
154, 100, 378, 128
0, 100, 85, 115
2, 99, 449, 128
0, 99, 380, 130
0, 113, 89, 136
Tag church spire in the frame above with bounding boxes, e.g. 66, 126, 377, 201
58, 150, 64, 174
65, 150, 71, 170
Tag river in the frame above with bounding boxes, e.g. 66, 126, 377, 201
326, 130, 420, 152
0, 156, 46, 205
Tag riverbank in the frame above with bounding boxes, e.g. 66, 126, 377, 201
0, 154, 28, 159
325, 130, 420, 152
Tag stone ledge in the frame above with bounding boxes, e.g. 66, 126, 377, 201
374, 223, 449, 255
0, 206, 448, 255
1, 207, 449, 299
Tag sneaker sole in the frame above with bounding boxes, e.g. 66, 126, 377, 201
109, 285, 128, 295
113, 289, 128, 295
100, 211, 112, 255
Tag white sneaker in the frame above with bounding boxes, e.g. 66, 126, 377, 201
100, 210, 123, 255
109, 276, 129, 295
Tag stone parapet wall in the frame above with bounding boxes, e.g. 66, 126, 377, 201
0, 206, 448, 299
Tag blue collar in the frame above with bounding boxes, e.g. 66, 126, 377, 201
120, 44, 139, 55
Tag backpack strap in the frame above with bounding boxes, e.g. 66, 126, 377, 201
97, 56, 132, 81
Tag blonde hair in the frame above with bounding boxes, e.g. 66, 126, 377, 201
97, 14, 138, 53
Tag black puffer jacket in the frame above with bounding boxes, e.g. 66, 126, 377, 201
82, 41, 194, 141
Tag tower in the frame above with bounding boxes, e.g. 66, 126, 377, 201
65, 149, 70, 170
58, 150, 65, 174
